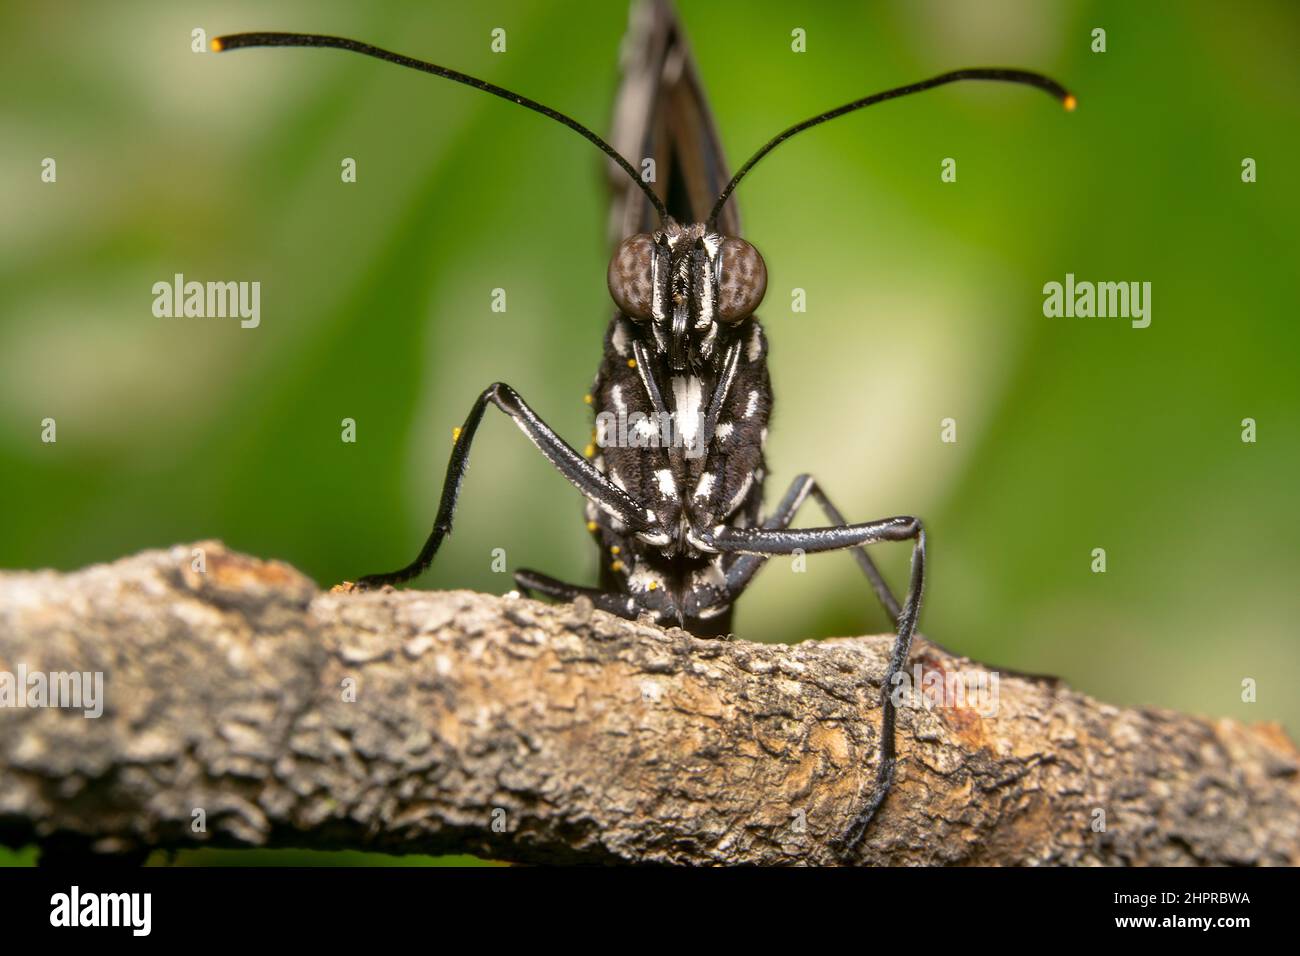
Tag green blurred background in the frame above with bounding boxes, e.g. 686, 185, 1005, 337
2, 0, 1297, 865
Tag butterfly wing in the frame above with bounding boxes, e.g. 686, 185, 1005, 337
607, 0, 740, 240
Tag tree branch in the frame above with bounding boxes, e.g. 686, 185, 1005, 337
1, 542, 1296, 865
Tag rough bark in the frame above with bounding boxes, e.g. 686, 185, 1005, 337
0, 542, 1296, 866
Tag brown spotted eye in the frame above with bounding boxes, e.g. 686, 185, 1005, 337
608, 233, 655, 321
717, 237, 766, 322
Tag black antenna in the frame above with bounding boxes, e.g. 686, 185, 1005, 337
709, 68, 1075, 228
212, 31, 670, 221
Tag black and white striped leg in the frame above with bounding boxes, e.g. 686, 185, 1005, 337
356, 382, 653, 589
724, 474, 902, 622
513, 568, 639, 619
705, 514, 925, 853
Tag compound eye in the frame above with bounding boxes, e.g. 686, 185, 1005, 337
717, 237, 767, 323
608, 233, 656, 321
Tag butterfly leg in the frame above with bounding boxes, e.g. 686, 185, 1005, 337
702, 507, 926, 855
723, 474, 902, 621
725, 475, 954, 654
513, 568, 640, 619
356, 382, 654, 589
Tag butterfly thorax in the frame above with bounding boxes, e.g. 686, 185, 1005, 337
585, 286, 772, 628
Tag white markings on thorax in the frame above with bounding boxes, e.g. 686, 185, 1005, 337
655, 468, 677, 499
692, 556, 731, 619
693, 471, 715, 500
671, 375, 705, 451
632, 416, 658, 442
697, 258, 716, 330
723, 471, 754, 516
698, 322, 718, 358
691, 559, 726, 591
628, 562, 667, 593
611, 320, 630, 357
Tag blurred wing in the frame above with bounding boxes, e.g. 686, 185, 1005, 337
607, 0, 739, 240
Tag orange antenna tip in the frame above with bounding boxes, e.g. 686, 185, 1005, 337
1063, 94, 1077, 112
210, 36, 225, 53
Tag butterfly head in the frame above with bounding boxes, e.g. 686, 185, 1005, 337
608, 220, 766, 371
